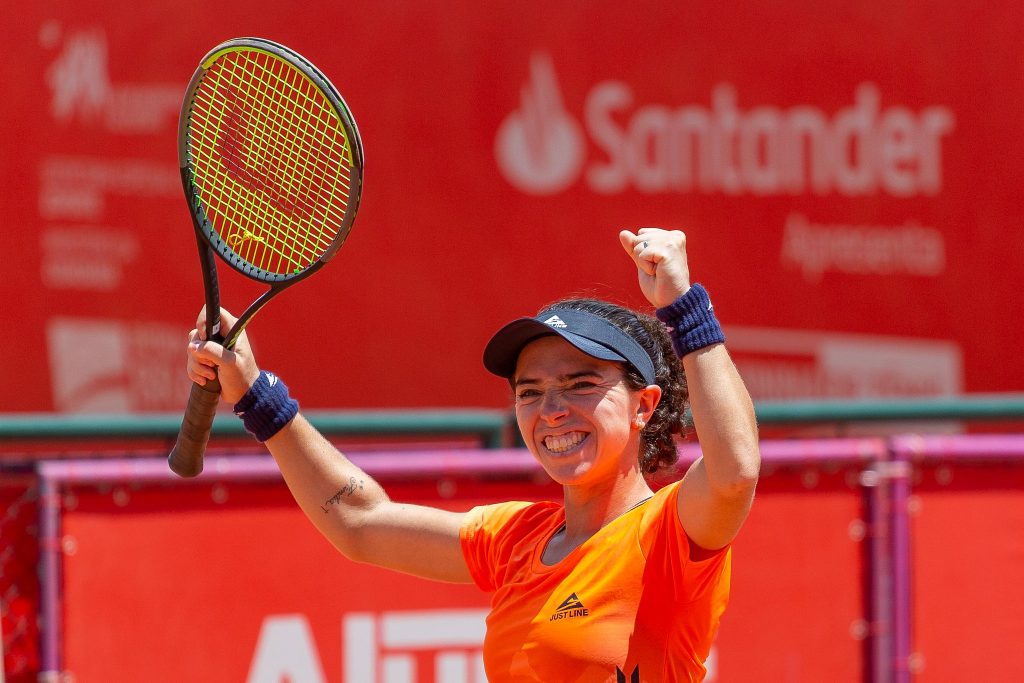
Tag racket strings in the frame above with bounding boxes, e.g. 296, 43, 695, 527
193, 53, 346, 273
197, 52, 348, 271
231, 53, 348, 235
187, 47, 354, 276
215, 55, 326, 272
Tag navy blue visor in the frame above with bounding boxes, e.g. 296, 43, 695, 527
483, 308, 657, 386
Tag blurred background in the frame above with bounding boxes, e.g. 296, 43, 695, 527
1, 2, 1022, 682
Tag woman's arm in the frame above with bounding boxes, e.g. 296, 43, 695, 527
187, 308, 473, 583
676, 343, 760, 551
263, 415, 471, 582
619, 228, 760, 551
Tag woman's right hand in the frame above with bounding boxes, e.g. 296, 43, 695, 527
187, 307, 261, 404
618, 227, 692, 309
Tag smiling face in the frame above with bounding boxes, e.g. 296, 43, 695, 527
513, 336, 659, 489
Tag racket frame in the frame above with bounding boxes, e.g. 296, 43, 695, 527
169, 37, 363, 476
178, 36, 364, 348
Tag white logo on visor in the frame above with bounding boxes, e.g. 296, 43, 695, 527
543, 315, 568, 328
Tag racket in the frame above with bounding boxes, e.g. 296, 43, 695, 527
168, 37, 363, 477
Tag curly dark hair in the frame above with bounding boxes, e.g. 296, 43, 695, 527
537, 298, 690, 474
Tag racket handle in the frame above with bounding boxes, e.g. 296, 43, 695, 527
168, 378, 222, 477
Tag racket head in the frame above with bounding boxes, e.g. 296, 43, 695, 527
178, 37, 364, 284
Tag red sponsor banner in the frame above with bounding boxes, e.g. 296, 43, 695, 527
60, 482, 512, 683
3, 1, 1021, 413
911, 465, 1024, 681
58, 469, 865, 681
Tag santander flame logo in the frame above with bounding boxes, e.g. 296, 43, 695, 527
494, 53, 585, 195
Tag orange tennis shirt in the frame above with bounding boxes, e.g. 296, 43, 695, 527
460, 480, 730, 682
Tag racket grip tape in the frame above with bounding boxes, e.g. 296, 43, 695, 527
168, 378, 222, 477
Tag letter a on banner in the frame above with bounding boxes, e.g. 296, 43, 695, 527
247, 615, 327, 683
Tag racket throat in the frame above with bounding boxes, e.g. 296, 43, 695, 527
222, 286, 287, 349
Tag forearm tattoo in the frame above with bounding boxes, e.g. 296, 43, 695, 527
320, 477, 365, 513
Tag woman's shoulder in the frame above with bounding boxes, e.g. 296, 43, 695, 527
466, 499, 563, 537
648, 479, 683, 510
460, 499, 564, 586
637, 479, 684, 540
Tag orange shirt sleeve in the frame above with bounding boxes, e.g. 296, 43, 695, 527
639, 480, 731, 600
638, 480, 731, 673
460, 500, 538, 592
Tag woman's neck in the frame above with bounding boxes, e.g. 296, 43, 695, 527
560, 470, 654, 542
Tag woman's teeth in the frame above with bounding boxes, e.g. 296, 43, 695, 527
544, 432, 586, 453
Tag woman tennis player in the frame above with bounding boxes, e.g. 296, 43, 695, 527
186, 227, 760, 682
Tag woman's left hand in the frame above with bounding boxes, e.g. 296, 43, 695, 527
618, 228, 691, 308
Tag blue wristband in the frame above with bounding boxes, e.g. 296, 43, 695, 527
655, 283, 726, 358
233, 370, 299, 442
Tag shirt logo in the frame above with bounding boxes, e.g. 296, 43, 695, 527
548, 592, 589, 621
542, 315, 568, 329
